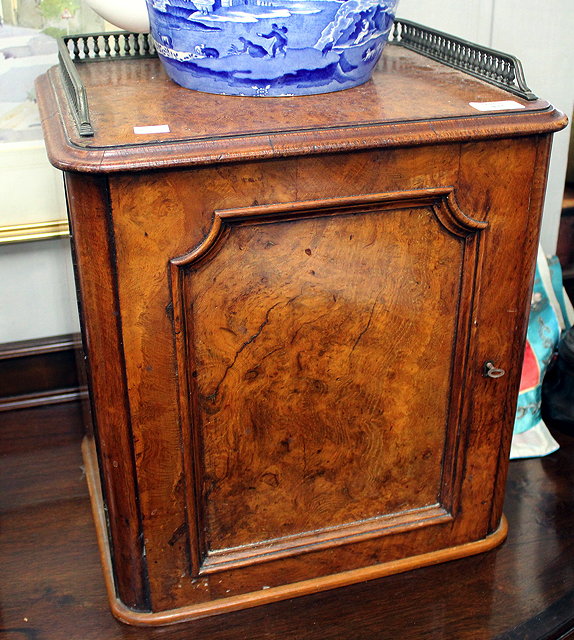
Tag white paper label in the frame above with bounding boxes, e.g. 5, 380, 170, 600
133, 124, 171, 134
468, 100, 525, 112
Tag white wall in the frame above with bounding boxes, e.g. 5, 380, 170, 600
489, 1, 574, 253
398, 0, 496, 43
398, 0, 574, 253
0, 238, 79, 343
0, 141, 80, 343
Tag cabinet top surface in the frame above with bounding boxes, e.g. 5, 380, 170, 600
36, 45, 566, 173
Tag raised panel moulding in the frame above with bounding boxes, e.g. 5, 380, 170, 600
170, 188, 488, 577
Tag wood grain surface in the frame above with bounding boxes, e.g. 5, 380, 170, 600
35, 46, 566, 173
92, 138, 551, 615
64, 173, 149, 610
176, 189, 480, 561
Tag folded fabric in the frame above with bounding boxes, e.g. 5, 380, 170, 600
511, 247, 574, 459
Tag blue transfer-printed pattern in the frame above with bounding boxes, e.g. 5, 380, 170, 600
146, 0, 399, 96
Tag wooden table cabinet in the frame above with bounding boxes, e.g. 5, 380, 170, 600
36, 25, 566, 626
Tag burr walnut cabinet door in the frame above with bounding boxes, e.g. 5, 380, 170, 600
170, 187, 486, 576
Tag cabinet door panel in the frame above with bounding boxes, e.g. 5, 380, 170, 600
172, 188, 487, 576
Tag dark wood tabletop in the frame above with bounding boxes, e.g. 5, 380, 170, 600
37, 45, 564, 173
1, 400, 573, 640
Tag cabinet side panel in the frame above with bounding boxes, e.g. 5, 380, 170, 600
454, 136, 546, 536
64, 172, 149, 610
487, 135, 553, 531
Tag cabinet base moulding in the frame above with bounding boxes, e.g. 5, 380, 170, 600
82, 436, 508, 627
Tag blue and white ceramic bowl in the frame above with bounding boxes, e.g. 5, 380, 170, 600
85, 0, 399, 97
148, 0, 399, 96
